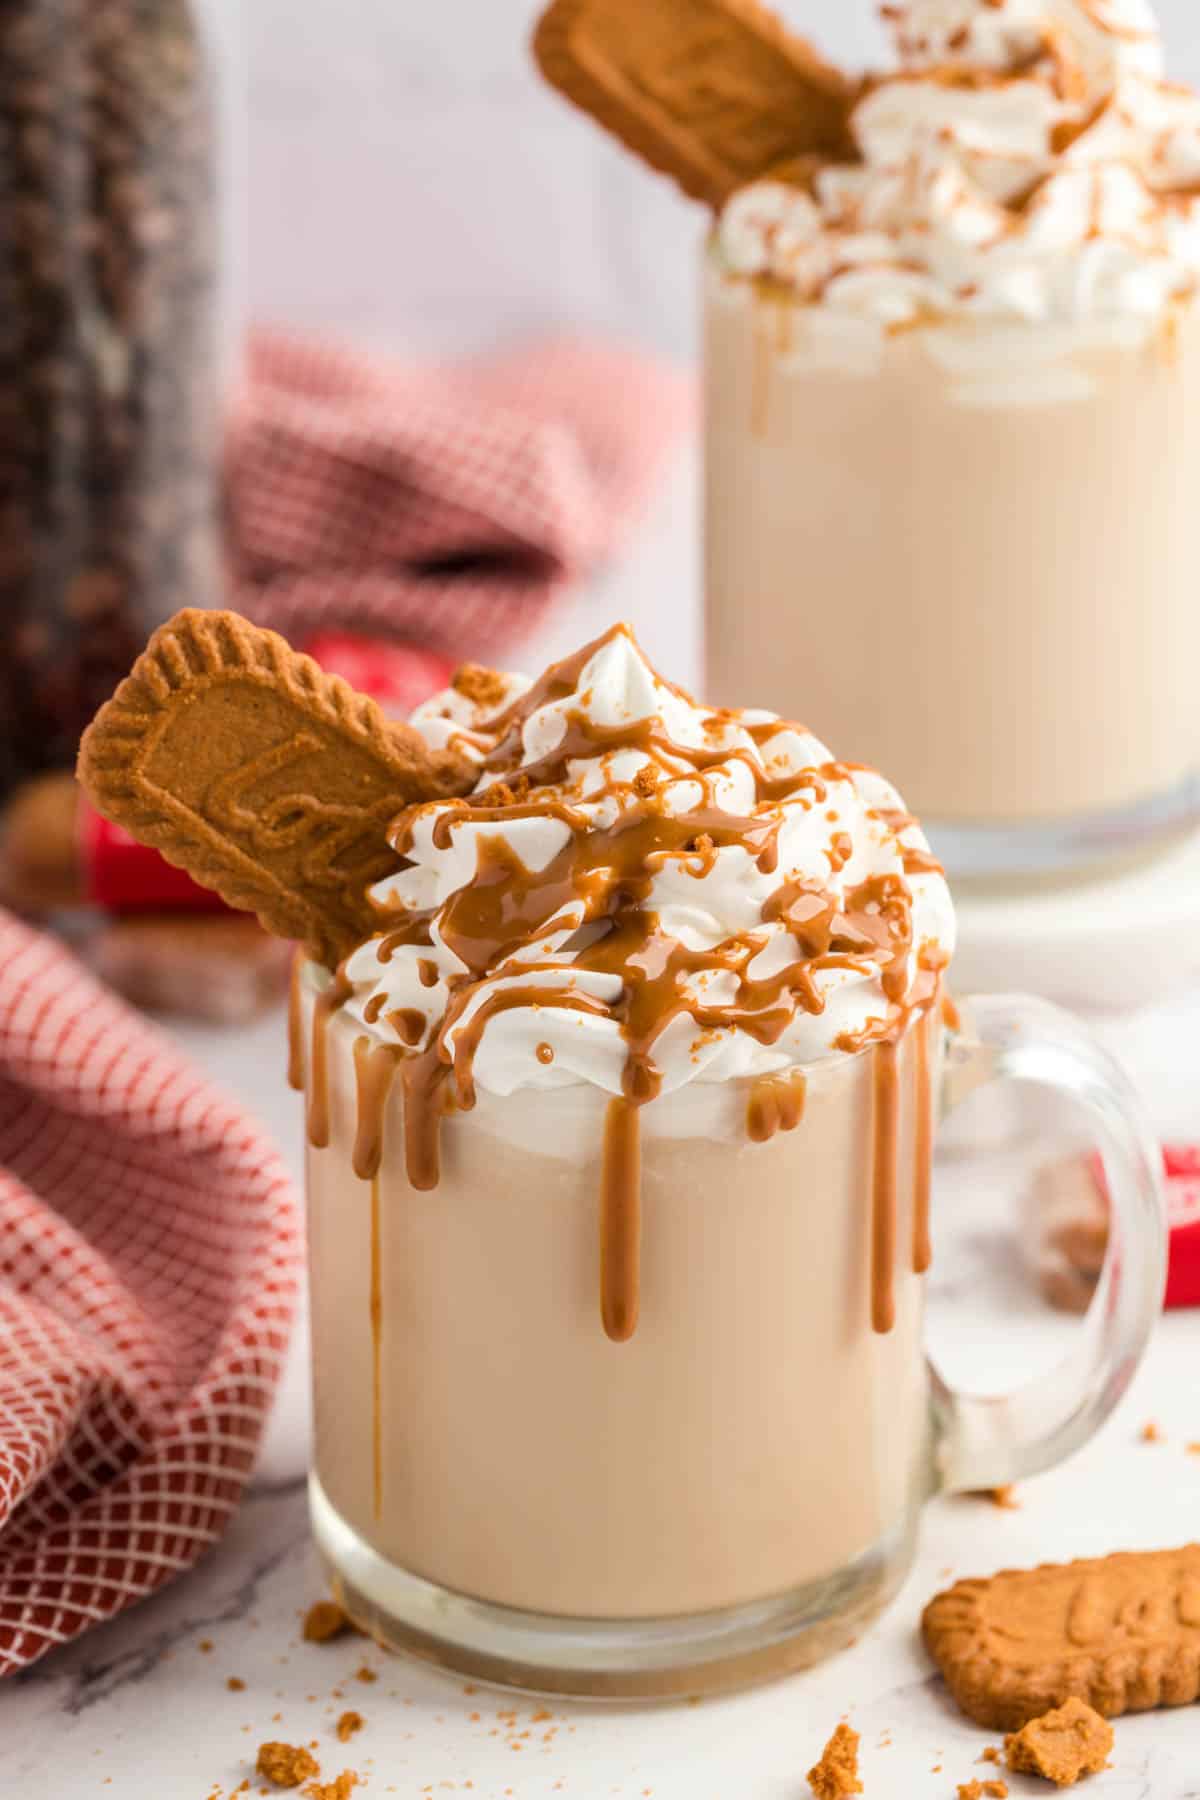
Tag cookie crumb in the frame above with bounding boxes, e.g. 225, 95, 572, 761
256, 1742, 319, 1788
302, 1602, 352, 1644
354, 1665, 377, 1684
476, 771, 533, 809
305, 1777, 358, 1800
957, 1783, 1008, 1799
227, 1676, 246, 1692
980, 1747, 1001, 1764
198, 1639, 214, 1653
1005, 1698, 1113, 1787
807, 1722, 863, 1798
1140, 1420, 1165, 1444
335, 1712, 364, 1743
632, 763, 661, 798
453, 664, 508, 710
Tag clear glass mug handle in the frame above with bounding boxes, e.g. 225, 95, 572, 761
931, 994, 1167, 1493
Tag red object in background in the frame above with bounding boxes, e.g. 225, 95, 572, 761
301, 631, 454, 716
79, 797, 227, 913
1161, 1145, 1200, 1309
1086, 1144, 1200, 1310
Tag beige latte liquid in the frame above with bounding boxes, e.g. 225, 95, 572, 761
305, 997, 934, 1621
705, 268, 1200, 853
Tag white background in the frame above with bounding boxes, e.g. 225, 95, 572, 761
244, 0, 1200, 357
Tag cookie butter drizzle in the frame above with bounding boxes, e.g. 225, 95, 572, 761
350, 1039, 404, 1518
287, 953, 305, 1092
746, 1070, 807, 1143
835, 943, 947, 1333
369, 1173, 383, 1520
912, 1003, 936, 1279
308, 627, 951, 1345
306, 967, 352, 1150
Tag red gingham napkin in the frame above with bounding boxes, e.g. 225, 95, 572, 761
0, 910, 301, 1676
229, 330, 696, 659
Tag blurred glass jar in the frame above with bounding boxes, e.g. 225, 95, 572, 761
0, 0, 243, 798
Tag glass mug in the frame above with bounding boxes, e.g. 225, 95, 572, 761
299, 967, 1164, 1698
703, 253, 1200, 883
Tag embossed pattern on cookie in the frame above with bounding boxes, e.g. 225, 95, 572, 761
532, 0, 855, 207
77, 610, 471, 968
923, 1545, 1200, 1730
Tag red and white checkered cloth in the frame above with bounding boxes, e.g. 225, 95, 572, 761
230, 331, 696, 659
0, 911, 300, 1676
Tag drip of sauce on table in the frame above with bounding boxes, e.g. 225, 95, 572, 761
300, 626, 949, 1344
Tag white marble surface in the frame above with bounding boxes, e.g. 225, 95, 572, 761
7, 1323, 1200, 1800
7, 459, 1200, 1796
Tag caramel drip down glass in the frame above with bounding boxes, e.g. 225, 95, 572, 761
299, 968, 1163, 1698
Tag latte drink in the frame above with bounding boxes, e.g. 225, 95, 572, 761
296, 623, 1162, 1697
306, 1007, 933, 1625
296, 623, 956, 1691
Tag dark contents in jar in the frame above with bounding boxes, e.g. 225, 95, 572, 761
0, 0, 217, 798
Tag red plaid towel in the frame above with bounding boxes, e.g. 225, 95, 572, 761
0, 911, 300, 1676
229, 331, 695, 658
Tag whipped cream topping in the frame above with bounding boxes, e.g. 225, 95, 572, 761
340, 626, 954, 1102
718, 0, 1200, 325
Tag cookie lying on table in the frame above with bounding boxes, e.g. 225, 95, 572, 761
923, 1544, 1200, 1731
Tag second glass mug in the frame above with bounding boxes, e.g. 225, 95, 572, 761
300, 968, 1164, 1698
703, 252, 1200, 883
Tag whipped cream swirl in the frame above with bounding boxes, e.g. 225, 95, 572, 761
718, 0, 1200, 325
341, 627, 954, 1101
